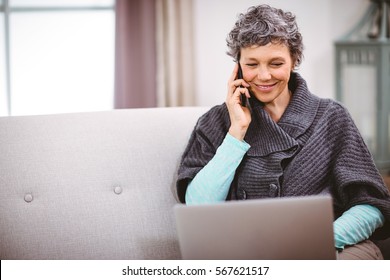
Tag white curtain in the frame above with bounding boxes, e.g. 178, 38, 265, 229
156, 0, 196, 107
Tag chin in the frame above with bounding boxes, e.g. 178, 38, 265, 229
254, 95, 277, 104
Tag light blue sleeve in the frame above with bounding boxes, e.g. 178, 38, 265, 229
333, 204, 385, 249
185, 133, 250, 205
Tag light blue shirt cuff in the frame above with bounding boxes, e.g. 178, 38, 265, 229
334, 204, 385, 249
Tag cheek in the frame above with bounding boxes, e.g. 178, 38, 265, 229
243, 69, 257, 81
272, 68, 291, 81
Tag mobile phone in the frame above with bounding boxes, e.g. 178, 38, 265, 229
237, 63, 248, 107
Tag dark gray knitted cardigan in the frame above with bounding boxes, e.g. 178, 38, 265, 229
177, 72, 390, 239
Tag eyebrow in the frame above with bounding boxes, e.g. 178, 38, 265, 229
245, 56, 286, 61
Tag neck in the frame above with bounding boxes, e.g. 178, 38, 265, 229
263, 89, 291, 122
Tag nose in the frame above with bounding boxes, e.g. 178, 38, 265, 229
256, 66, 271, 80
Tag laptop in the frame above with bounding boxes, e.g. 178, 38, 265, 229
174, 195, 336, 260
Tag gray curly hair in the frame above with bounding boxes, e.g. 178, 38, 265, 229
226, 5, 304, 68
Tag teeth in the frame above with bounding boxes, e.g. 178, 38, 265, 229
259, 85, 272, 89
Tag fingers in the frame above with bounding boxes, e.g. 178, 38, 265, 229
227, 65, 250, 98
234, 87, 250, 100
229, 78, 250, 91
226, 86, 250, 109
227, 69, 250, 99
228, 65, 250, 86
228, 81, 251, 100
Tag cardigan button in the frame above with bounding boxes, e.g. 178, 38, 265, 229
269, 184, 279, 197
237, 188, 247, 200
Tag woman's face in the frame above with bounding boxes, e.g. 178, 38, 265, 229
240, 43, 294, 105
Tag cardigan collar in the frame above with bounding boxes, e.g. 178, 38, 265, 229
244, 72, 320, 156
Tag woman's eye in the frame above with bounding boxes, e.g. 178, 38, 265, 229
245, 63, 257, 67
271, 63, 283, 67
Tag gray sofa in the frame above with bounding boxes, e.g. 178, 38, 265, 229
0, 107, 209, 259
1, 106, 389, 260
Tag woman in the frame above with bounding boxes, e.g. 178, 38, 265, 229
176, 4, 390, 259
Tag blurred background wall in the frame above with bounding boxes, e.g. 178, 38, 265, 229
193, 0, 369, 106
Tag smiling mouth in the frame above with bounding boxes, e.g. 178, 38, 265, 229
253, 83, 276, 91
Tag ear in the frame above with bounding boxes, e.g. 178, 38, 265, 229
291, 59, 297, 71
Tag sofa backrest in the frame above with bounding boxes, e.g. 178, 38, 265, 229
0, 107, 209, 259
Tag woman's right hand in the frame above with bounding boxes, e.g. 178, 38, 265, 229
226, 64, 252, 141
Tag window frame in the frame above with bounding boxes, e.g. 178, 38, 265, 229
0, 0, 115, 116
